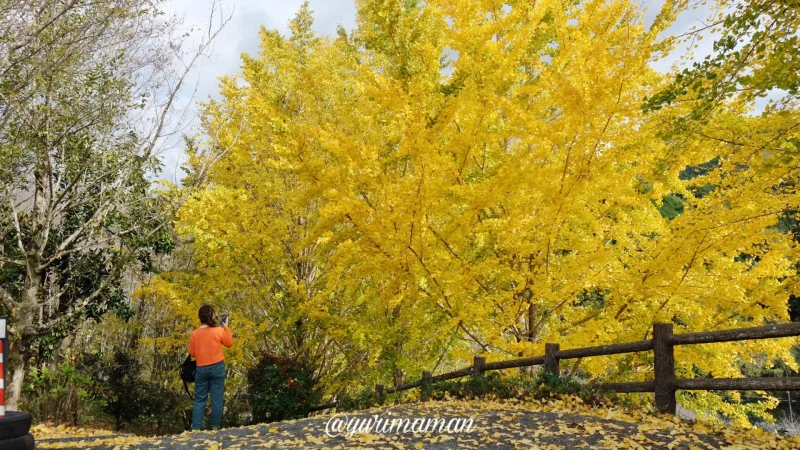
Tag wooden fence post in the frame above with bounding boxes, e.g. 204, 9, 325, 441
653, 323, 676, 414
421, 371, 432, 401
473, 356, 486, 376
544, 343, 560, 377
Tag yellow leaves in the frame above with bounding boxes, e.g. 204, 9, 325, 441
305, 434, 325, 445
201, 440, 222, 450
148, 0, 800, 426
35, 433, 150, 449
31, 424, 118, 440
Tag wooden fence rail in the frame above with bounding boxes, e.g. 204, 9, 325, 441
309, 322, 800, 414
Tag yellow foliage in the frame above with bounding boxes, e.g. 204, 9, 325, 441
152, 0, 800, 421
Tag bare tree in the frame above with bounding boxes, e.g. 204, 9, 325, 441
0, 0, 229, 410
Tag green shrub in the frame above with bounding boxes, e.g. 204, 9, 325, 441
80, 351, 189, 434
426, 372, 517, 400
336, 388, 379, 411
23, 363, 105, 425
246, 354, 321, 423
331, 370, 612, 414
531, 371, 604, 401
422, 371, 609, 406
119, 379, 188, 435
221, 392, 251, 429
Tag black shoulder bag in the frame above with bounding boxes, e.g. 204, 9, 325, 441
180, 354, 196, 399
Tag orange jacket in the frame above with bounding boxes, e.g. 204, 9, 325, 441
189, 325, 234, 367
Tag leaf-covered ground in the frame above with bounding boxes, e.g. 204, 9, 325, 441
33, 399, 800, 449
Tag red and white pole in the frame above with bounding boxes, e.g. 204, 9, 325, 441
0, 339, 4, 418
0, 316, 6, 418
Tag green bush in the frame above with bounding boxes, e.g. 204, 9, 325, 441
422, 371, 608, 406
221, 392, 251, 429
332, 370, 612, 414
426, 372, 517, 400
336, 387, 379, 411
80, 351, 189, 434
246, 354, 321, 423
531, 371, 604, 401
23, 363, 105, 425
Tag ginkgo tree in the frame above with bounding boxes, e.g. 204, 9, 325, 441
168, 0, 800, 422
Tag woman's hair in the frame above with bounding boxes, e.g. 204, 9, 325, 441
199, 304, 217, 327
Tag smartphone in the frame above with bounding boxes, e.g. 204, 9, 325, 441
220, 314, 229, 325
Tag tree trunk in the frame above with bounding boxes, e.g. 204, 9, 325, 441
7, 332, 34, 411
6, 163, 48, 410
7, 257, 43, 410
7, 354, 27, 411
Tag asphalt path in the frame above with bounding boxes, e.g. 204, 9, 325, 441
34, 401, 785, 449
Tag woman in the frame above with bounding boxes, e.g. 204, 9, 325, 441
189, 304, 234, 430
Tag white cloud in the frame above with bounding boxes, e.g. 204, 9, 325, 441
156, 0, 356, 183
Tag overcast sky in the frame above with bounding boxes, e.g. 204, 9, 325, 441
156, 0, 717, 183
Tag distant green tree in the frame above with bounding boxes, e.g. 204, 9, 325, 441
644, 0, 800, 126
658, 194, 685, 220
0, 0, 227, 409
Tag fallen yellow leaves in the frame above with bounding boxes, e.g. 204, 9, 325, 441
36, 435, 150, 449
31, 423, 119, 440
29, 398, 800, 449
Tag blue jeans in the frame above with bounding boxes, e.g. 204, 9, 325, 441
192, 361, 226, 430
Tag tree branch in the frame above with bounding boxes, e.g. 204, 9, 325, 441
0, 284, 16, 310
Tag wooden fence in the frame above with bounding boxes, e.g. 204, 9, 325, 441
310, 322, 800, 414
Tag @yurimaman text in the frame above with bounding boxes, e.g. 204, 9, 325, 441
325, 413, 475, 438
